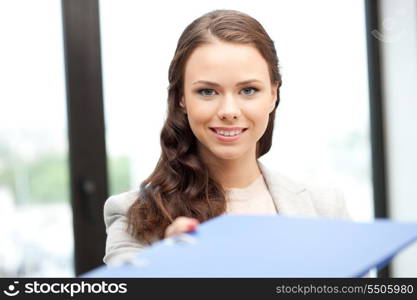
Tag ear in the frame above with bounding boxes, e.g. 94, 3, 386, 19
180, 96, 187, 113
269, 81, 279, 113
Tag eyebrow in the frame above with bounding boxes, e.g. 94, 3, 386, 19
192, 79, 262, 87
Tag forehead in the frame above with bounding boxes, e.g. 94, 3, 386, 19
184, 40, 270, 83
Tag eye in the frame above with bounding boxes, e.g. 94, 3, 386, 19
197, 89, 217, 97
241, 87, 259, 96
196, 87, 259, 97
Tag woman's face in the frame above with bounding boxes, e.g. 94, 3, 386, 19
181, 40, 278, 163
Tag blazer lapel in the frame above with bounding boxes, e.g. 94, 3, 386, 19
258, 160, 318, 217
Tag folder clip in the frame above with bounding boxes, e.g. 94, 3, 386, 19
163, 233, 197, 246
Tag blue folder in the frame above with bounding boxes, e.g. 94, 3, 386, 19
81, 214, 417, 277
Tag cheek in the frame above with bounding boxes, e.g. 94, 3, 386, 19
253, 116, 270, 137
186, 108, 213, 138
247, 103, 271, 124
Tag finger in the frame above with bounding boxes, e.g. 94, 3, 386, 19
166, 217, 198, 237
165, 217, 199, 238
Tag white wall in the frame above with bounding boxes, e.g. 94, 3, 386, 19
379, 0, 417, 277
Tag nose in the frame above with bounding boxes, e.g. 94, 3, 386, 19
217, 93, 241, 120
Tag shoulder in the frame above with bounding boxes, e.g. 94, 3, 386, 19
103, 189, 140, 228
102, 189, 148, 265
303, 182, 351, 219
259, 161, 351, 220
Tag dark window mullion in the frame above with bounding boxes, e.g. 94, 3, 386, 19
61, 0, 108, 275
364, 0, 390, 278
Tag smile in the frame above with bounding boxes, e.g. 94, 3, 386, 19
209, 128, 248, 142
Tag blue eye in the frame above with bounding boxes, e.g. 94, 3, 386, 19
197, 87, 259, 97
241, 87, 259, 96
198, 89, 217, 97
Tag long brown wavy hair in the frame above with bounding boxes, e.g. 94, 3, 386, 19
126, 9, 282, 245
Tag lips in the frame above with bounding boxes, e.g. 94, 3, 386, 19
208, 126, 249, 144
210, 127, 247, 137
209, 127, 248, 131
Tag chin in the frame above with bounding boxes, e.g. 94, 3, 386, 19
199, 140, 251, 162
211, 149, 244, 161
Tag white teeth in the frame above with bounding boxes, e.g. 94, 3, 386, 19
215, 129, 242, 136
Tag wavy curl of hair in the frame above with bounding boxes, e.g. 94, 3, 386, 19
126, 9, 283, 244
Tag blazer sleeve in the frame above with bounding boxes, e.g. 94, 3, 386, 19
308, 186, 352, 220
333, 188, 353, 220
103, 191, 148, 266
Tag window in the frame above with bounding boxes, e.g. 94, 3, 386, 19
0, 0, 73, 277
99, 0, 373, 222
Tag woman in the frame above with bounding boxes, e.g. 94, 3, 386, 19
103, 9, 351, 266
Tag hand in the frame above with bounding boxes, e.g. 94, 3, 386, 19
164, 216, 200, 238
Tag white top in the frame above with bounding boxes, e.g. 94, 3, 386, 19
225, 174, 277, 215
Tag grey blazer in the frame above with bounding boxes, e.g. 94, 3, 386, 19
103, 160, 352, 266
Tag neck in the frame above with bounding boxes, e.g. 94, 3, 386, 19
198, 144, 262, 189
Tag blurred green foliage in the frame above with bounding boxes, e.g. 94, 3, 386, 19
108, 155, 131, 196
28, 154, 70, 204
0, 152, 131, 205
